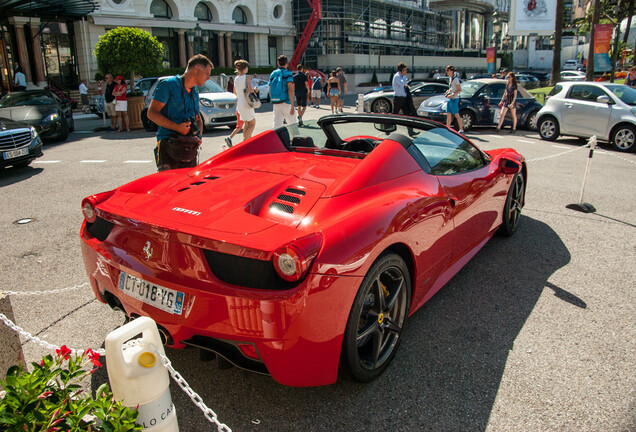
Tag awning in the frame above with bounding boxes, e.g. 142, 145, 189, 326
0, 0, 98, 18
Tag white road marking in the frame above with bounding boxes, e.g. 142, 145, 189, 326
73, 131, 95, 134
80, 160, 107, 163
33, 160, 61, 164
124, 160, 152, 164
552, 145, 571, 149
517, 139, 536, 144
488, 135, 503, 139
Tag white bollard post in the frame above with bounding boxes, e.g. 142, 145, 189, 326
0, 292, 26, 376
105, 317, 178, 431
566, 135, 597, 213
357, 94, 364, 113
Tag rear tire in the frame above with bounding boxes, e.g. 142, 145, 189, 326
371, 98, 392, 114
141, 108, 157, 132
343, 252, 411, 382
498, 172, 524, 237
538, 116, 559, 141
525, 110, 539, 131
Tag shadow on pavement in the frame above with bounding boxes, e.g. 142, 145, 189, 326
0, 165, 44, 187
91, 216, 572, 432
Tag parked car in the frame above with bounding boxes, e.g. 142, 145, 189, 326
0, 90, 74, 141
133, 77, 159, 96
470, 73, 494, 80
537, 82, 636, 152
563, 60, 585, 71
141, 77, 237, 132
251, 79, 270, 102
80, 113, 526, 386
560, 71, 586, 82
516, 74, 541, 89
0, 117, 43, 168
358, 82, 448, 113
417, 79, 542, 131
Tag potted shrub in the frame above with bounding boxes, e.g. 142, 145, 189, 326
94, 28, 163, 129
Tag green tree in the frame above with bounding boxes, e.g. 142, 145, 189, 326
94, 27, 164, 92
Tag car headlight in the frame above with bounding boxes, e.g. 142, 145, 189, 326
200, 98, 214, 107
43, 113, 59, 124
30, 126, 38, 139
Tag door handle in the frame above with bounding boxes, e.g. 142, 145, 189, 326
564, 103, 573, 108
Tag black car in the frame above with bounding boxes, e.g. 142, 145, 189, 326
0, 117, 43, 168
0, 90, 74, 141
416, 79, 542, 131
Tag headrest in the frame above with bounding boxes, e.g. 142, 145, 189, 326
291, 136, 315, 148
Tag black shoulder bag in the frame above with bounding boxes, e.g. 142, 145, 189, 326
163, 77, 201, 163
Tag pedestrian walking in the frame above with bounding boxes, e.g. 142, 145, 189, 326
311, 74, 322, 108
336, 67, 347, 113
148, 54, 212, 171
104, 74, 118, 131
392, 62, 409, 115
444, 65, 463, 134
225, 112, 243, 148
79, 80, 89, 114
230, 59, 256, 142
269, 55, 296, 129
327, 71, 340, 114
497, 72, 518, 134
227, 76, 234, 93
626, 67, 636, 88
293, 64, 310, 126
13, 66, 26, 91
112, 76, 130, 132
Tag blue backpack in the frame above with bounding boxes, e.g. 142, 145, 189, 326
269, 68, 291, 103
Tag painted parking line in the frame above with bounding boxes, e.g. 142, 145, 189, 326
552, 145, 571, 149
33, 160, 61, 164
124, 160, 152, 164
488, 135, 503, 139
80, 160, 107, 163
517, 139, 536, 144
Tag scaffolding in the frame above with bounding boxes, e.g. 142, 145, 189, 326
292, 0, 452, 69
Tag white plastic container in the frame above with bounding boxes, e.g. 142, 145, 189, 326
105, 317, 179, 431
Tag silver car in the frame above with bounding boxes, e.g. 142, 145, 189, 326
141, 77, 237, 132
358, 82, 448, 113
537, 82, 636, 152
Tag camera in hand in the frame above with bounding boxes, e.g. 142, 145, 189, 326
185, 117, 200, 136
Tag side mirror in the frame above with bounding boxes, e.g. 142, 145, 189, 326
596, 95, 612, 104
374, 123, 397, 133
500, 158, 521, 174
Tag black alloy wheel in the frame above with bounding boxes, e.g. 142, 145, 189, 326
499, 172, 524, 236
343, 253, 411, 382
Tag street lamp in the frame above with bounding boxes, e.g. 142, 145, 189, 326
492, 12, 502, 75
188, 23, 209, 54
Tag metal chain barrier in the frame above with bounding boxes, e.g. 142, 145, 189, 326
526, 143, 591, 163
0, 287, 231, 431
2, 282, 89, 296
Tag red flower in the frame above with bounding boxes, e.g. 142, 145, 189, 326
37, 391, 53, 399
55, 345, 72, 360
85, 349, 102, 368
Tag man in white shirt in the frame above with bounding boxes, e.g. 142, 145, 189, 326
79, 80, 89, 113
392, 62, 409, 114
14, 66, 26, 91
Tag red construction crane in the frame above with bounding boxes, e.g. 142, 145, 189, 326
289, 0, 321, 71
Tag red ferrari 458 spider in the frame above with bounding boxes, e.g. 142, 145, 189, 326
80, 114, 526, 387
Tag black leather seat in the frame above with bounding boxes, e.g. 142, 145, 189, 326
291, 136, 315, 148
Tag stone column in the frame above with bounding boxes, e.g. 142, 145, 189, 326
29, 20, 46, 87
178, 31, 187, 68
217, 32, 225, 67
187, 36, 194, 61
225, 33, 232, 68
9, 17, 34, 88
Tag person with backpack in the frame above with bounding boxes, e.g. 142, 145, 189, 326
269, 55, 296, 128
311, 74, 322, 108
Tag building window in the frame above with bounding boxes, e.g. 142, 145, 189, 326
195, 2, 212, 21
150, 0, 172, 19
273, 5, 283, 19
233, 7, 248, 24
268, 36, 277, 65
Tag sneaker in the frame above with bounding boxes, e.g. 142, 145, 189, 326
496, 128, 501, 134
458, 129, 465, 134
298, 117, 304, 127
510, 129, 516, 134
224, 138, 233, 147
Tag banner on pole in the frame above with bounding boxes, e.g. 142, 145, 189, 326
487, 47, 496, 74
593, 24, 612, 72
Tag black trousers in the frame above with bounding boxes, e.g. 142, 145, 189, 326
393, 96, 408, 115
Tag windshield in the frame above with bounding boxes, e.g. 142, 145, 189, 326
605, 84, 636, 106
458, 81, 483, 98
0, 92, 56, 107
195, 80, 225, 93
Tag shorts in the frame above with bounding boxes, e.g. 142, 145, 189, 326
81, 94, 89, 105
312, 89, 321, 99
296, 95, 307, 107
329, 89, 339, 97
446, 98, 459, 115
106, 101, 117, 116
115, 100, 127, 112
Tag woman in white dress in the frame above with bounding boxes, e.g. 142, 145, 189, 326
232, 60, 256, 143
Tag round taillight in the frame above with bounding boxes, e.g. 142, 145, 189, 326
272, 234, 322, 282
82, 200, 96, 223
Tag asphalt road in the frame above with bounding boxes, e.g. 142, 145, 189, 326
1, 100, 634, 432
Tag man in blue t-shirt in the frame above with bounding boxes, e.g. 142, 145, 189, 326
269, 55, 296, 129
148, 54, 212, 171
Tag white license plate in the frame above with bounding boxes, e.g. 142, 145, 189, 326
118, 272, 184, 315
3, 148, 29, 160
